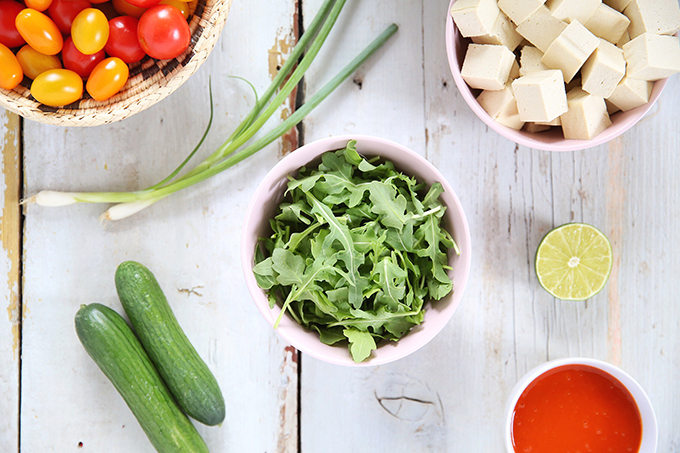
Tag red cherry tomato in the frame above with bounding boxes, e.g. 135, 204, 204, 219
15, 8, 63, 55
111, 0, 146, 18
16, 44, 62, 79
125, 0, 159, 9
62, 36, 104, 78
0, 0, 27, 48
25, 0, 53, 12
0, 42, 23, 89
105, 15, 145, 63
86, 56, 128, 101
30, 68, 83, 106
47, 0, 91, 35
71, 8, 109, 55
137, 4, 189, 60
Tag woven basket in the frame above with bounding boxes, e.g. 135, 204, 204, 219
0, 0, 232, 127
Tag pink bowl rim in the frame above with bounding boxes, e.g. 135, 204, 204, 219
241, 135, 472, 367
503, 357, 658, 452
444, 0, 670, 152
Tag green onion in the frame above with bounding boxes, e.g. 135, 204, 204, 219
24, 0, 399, 222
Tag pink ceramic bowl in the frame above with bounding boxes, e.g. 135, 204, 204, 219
241, 135, 471, 366
445, 0, 669, 152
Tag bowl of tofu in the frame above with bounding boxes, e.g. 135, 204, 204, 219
445, 0, 680, 151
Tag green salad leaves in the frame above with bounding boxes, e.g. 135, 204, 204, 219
253, 140, 459, 362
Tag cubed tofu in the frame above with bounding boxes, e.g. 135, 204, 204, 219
516, 6, 569, 53
581, 39, 626, 97
498, 0, 546, 25
472, 12, 524, 50
617, 30, 631, 47
508, 59, 521, 82
537, 116, 562, 126
547, 0, 601, 24
604, 0, 632, 12
605, 98, 621, 115
584, 3, 630, 44
450, 0, 501, 37
511, 70, 568, 122
477, 87, 525, 130
461, 44, 517, 90
606, 75, 653, 111
561, 87, 612, 140
542, 20, 600, 83
519, 46, 549, 76
623, 33, 680, 81
524, 122, 552, 132
624, 0, 680, 39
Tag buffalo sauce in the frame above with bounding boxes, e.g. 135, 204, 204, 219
512, 364, 642, 453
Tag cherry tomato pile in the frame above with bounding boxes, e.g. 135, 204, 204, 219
0, 0, 193, 106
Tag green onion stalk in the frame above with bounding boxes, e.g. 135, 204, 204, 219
23, 0, 399, 222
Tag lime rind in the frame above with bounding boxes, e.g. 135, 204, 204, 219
535, 223, 613, 301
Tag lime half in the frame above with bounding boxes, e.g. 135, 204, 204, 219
535, 223, 613, 301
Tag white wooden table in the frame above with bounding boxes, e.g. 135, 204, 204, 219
2, 0, 680, 451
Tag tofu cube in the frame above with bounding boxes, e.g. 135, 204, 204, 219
511, 70, 568, 122
624, 0, 680, 39
461, 44, 517, 90
581, 39, 626, 97
472, 12, 524, 51
623, 33, 680, 81
606, 75, 653, 111
524, 122, 552, 133
519, 46, 549, 76
604, 0, 632, 12
605, 98, 621, 115
450, 0, 500, 37
547, 0, 601, 24
584, 3, 631, 44
516, 6, 569, 53
617, 30, 631, 47
542, 20, 600, 83
537, 116, 562, 126
477, 87, 525, 130
561, 87, 612, 140
498, 0, 546, 25
508, 59, 521, 82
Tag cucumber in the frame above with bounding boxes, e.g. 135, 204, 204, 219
115, 261, 225, 426
75, 303, 209, 453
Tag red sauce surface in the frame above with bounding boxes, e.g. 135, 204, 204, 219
512, 364, 642, 453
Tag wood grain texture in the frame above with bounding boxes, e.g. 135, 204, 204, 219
18, 1, 299, 452
0, 109, 20, 453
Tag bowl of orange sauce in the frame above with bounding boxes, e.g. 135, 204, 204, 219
505, 358, 657, 453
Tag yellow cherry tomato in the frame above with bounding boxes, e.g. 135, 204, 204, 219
15, 8, 63, 55
24, 0, 53, 12
30, 69, 83, 106
16, 45, 62, 79
86, 57, 128, 101
160, 0, 188, 18
0, 43, 23, 90
111, 0, 146, 18
71, 8, 109, 55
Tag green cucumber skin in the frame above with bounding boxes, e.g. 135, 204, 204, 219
75, 303, 209, 453
115, 261, 226, 426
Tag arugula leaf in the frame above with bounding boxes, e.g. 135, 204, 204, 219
343, 328, 377, 363
368, 181, 408, 231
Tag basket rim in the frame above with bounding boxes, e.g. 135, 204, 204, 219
0, 0, 232, 127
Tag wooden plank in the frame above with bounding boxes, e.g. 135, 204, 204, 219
19, 1, 299, 452
0, 109, 20, 453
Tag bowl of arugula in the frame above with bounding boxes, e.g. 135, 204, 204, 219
242, 136, 471, 366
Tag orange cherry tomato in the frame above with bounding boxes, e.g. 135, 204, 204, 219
111, 0, 146, 18
71, 8, 109, 55
86, 56, 128, 101
16, 44, 62, 79
30, 68, 83, 106
15, 8, 63, 55
0, 43, 23, 90
24, 0, 53, 12
159, 0, 187, 18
